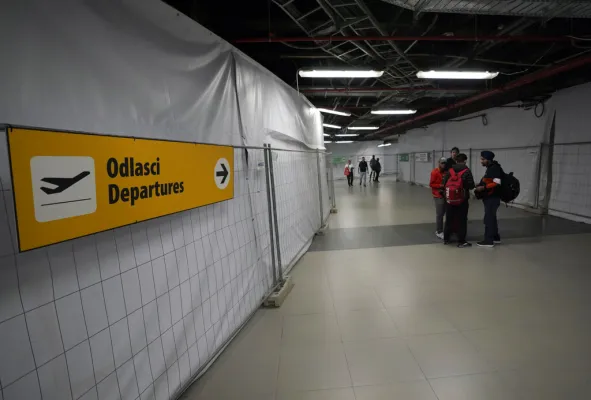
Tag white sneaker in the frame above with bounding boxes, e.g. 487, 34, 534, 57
436, 231, 444, 240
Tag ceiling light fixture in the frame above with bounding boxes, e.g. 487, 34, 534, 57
323, 133, 331, 137
378, 143, 392, 147
371, 109, 417, 115
348, 126, 378, 130
335, 141, 354, 144
324, 140, 332, 143
299, 70, 384, 78
416, 70, 499, 80
336, 133, 359, 137
323, 123, 341, 129
317, 108, 352, 117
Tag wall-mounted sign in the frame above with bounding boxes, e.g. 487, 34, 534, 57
332, 156, 346, 164
415, 152, 430, 162
399, 154, 409, 162
8, 127, 234, 251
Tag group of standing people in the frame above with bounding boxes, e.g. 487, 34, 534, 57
430, 147, 502, 248
344, 155, 381, 187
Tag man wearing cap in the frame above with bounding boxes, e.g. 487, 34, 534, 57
475, 150, 502, 247
430, 157, 448, 239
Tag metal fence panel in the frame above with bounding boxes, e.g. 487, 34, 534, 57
549, 143, 591, 218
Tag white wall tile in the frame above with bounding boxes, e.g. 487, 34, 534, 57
95, 231, 121, 281
131, 227, 150, 267
169, 286, 182, 325
81, 283, 108, 337
137, 262, 156, 306
56, 293, 87, 350
0, 315, 35, 386
151, 257, 168, 298
175, 248, 189, 284
158, 220, 174, 255
161, 329, 177, 369
148, 339, 166, 380
142, 301, 160, 343
154, 372, 168, 400
134, 348, 152, 394
38, 354, 72, 400
90, 328, 115, 383
16, 249, 53, 311
0, 256, 22, 323
110, 318, 132, 369
179, 281, 192, 317
128, 309, 147, 356
121, 269, 142, 315
146, 223, 164, 260
47, 243, 79, 299
25, 303, 63, 366
97, 372, 120, 400
102, 276, 126, 325
166, 362, 180, 397
3, 370, 41, 400
115, 227, 136, 274
116, 358, 139, 400
73, 237, 101, 289
170, 216, 184, 250
164, 252, 179, 290
66, 341, 95, 399
156, 294, 171, 334
172, 321, 187, 358
178, 352, 191, 387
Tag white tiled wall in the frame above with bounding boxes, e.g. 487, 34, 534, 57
0, 139, 277, 400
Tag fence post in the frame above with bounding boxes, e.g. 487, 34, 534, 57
267, 145, 283, 282
262, 144, 277, 286
328, 157, 337, 212
316, 150, 324, 227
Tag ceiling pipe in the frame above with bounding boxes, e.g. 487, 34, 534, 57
372, 53, 591, 136
236, 35, 571, 44
301, 87, 476, 93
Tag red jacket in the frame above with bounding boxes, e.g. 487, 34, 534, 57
430, 168, 445, 198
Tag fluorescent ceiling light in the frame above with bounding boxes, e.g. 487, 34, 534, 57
324, 140, 332, 143
336, 141, 354, 144
299, 70, 384, 78
323, 134, 331, 137
317, 108, 352, 117
378, 143, 392, 147
416, 70, 499, 80
371, 109, 417, 115
323, 123, 341, 129
348, 126, 378, 130
336, 133, 359, 137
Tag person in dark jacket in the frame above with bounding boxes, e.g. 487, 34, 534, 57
359, 157, 368, 187
446, 147, 460, 171
442, 153, 475, 248
374, 158, 382, 182
369, 155, 377, 182
475, 151, 502, 247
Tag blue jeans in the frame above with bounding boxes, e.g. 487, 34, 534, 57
483, 196, 500, 242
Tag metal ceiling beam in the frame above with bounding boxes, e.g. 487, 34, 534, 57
301, 87, 476, 92
372, 53, 591, 137
235, 35, 572, 43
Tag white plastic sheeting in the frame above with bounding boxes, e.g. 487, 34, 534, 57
0, 1, 328, 400
386, 82, 591, 221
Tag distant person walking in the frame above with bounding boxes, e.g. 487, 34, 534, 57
442, 153, 475, 248
369, 155, 377, 182
475, 151, 502, 247
374, 158, 381, 182
430, 157, 448, 239
344, 160, 354, 187
359, 157, 368, 187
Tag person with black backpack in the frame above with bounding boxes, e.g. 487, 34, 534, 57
442, 153, 475, 248
475, 151, 502, 248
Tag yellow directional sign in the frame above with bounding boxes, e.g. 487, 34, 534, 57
8, 127, 234, 251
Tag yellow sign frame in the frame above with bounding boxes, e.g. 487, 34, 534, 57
7, 127, 234, 251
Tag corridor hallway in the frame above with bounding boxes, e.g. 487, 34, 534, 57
182, 178, 591, 400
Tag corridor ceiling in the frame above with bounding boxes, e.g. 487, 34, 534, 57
164, 0, 591, 140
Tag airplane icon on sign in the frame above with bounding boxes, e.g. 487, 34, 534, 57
40, 171, 91, 194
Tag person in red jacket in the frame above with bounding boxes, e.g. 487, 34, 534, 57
430, 157, 448, 239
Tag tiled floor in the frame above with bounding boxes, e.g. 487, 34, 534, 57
181, 180, 591, 400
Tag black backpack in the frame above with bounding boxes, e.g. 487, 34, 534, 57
500, 169, 520, 203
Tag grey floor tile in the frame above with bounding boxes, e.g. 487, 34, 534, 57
388, 306, 457, 336
354, 381, 438, 400
429, 372, 520, 400
277, 388, 356, 400
337, 309, 400, 341
281, 313, 342, 344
